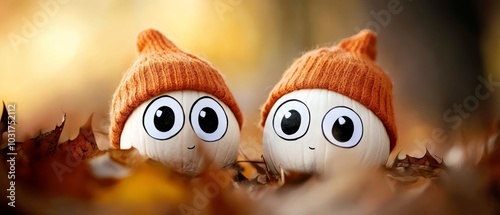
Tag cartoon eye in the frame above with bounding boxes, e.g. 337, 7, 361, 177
143, 95, 184, 140
273, 99, 310, 141
190, 96, 228, 142
322, 106, 363, 148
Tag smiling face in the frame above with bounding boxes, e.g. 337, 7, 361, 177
120, 90, 240, 175
263, 89, 390, 175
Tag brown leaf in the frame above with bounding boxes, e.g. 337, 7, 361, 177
393, 149, 444, 169
58, 114, 104, 160
387, 149, 447, 189
0, 101, 9, 145
0, 113, 111, 199
20, 114, 66, 159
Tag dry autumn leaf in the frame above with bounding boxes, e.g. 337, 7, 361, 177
17, 114, 66, 160
0, 102, 8, 144
389, 149, 446, 179
12, 114, 104, 163
0, 113, 110, 198
58, 114, 105, 160
233, 150, 269, 186
2, 113, 500, 215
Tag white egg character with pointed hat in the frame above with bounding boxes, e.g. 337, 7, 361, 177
261, 30, 397, 176
109, 29, 243, 175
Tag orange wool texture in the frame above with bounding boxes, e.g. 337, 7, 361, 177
109, 29, 243, 148
260, 30, 397, 151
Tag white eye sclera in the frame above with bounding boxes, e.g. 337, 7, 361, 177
272, 99, 310, 141
190, 96, 229, 142
322, 106, 363, 148
143, 95, 185, 140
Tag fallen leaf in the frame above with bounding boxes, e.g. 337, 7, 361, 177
386, 148, 447, 193
233, 161, 267, 184
389, 149, 446, 178
58, 114, 104, 160
0, 101, 9, 145
20, 114, 66, 159
0, 113, 112, 200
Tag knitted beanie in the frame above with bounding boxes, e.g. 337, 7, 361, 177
260, 29, 397, 151
110, 29, 243, 148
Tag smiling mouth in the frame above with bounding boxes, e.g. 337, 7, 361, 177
308, 146, 315, 150
187, 146, 196, 150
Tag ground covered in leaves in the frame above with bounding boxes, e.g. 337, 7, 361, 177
1, 103, 499, 215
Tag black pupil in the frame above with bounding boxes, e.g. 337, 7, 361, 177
198, 107, 218, 133
154, 106, 175, 132
281, 110, 301, 135
332, 116, 354, 142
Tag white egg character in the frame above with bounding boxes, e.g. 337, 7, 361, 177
261, 30, 397, 176
263, 89, 389, 175
109, 29, 243, 175
120, 91, 240, 175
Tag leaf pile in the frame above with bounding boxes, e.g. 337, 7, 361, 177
386, 149, 447, 189
1, 101, 500, 215
1, 112, 110, 199
0, 104, 255, 214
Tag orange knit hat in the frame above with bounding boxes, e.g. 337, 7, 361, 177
260, 29, 397, 151
109, 29, 243, 148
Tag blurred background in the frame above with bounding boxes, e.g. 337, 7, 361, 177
0, 0, 499, 164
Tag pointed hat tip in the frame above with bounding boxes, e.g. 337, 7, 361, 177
136, 28, 179, 54
337, 29, 378, 60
